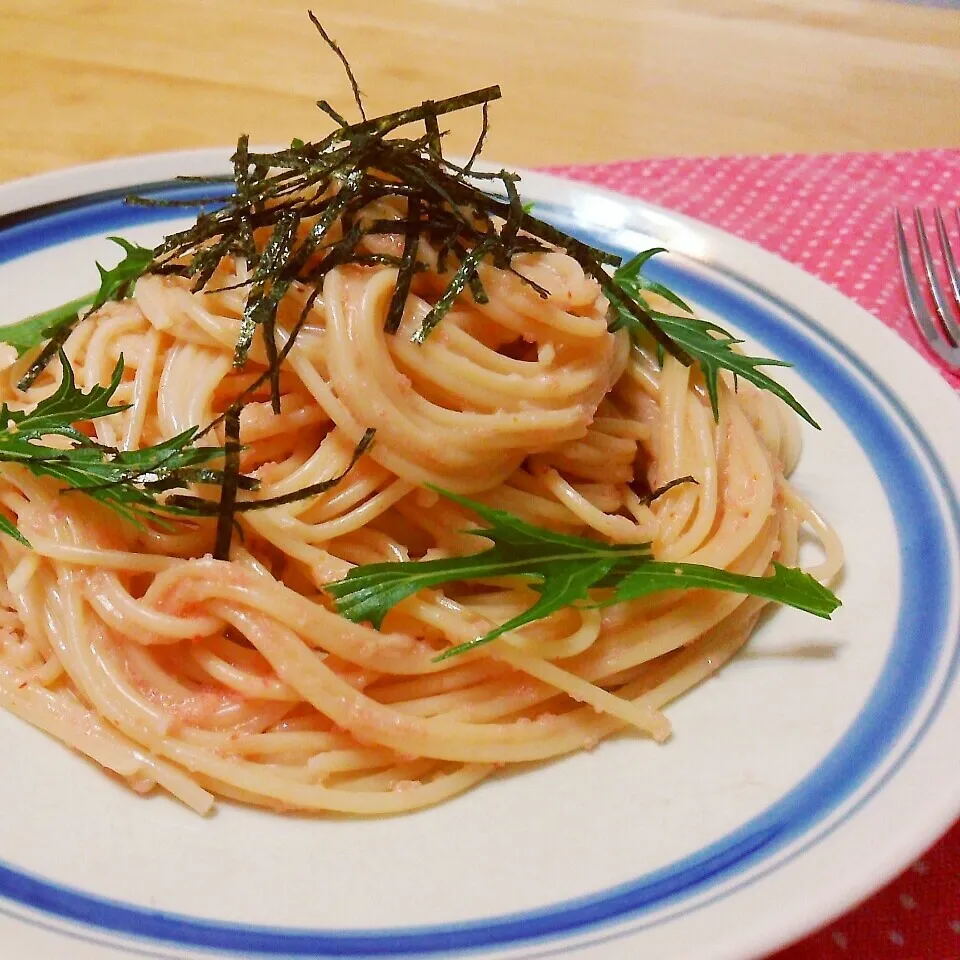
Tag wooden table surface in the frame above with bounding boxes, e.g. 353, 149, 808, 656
1, 0, 959, 184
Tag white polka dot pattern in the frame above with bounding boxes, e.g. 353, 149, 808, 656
545, 150, 960, 959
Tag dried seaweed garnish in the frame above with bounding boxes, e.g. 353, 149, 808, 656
138, 51, 621, 370
638, 475, 698, 506
384, 194, 424, 333
316, 99, 349, 127
349, 86, 500, 139
191, 227, 369, 448
496, 172, 524, 266
17, 325, 73, 392
423, 106, 442, 160
307, 11, 366, 121
413, 237, 497, 343
0, 11, 823, 566
213, 407, 242, 560
237, 211, 300, 412
449, 237, 489, 305
110, 17, 682, 551
139, 65, 629, 410
169, 428, 375, 516
464, 101, 489, 173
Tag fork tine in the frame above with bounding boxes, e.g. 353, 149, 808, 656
933, 208, 960, 342
913, 207, 960, 347
894, 209, 960, 368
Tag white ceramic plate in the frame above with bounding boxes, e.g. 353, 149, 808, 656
0, 152, 958, 960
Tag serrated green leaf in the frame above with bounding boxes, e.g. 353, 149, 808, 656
0, 238, 154, 359
0, 296, 91, 358
651, 309, 815, 427
0, 512, 30, 548
0, 352, 128, 445
0, 353, 240, 543
435, 556, 616, 660
89, 237, 154, 312
326, 488, 840, 661
610, 559, 839, 615
612, 249, 819, 429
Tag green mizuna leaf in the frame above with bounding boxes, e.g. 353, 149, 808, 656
88, 237, 155, 312
326, 488, 840, 661
611, 249, 819, 429
0, 512, 29, 548
0, 294, 93, 359
0, 238, 153, 360
0, 351, 129, 444
612, 560, 835, 610
0, 352, 246, 544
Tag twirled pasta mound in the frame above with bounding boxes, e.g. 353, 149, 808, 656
0, 199, 841, 815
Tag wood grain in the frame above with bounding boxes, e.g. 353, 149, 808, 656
1, 0, 958, 184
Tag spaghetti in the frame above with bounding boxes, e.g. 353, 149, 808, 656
0, 207, 842, 814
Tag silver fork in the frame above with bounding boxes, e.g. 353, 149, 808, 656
894, 207, 960, 370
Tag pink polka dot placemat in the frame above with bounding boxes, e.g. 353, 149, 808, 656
549, 149, 960, 394
546, 150, 960, 959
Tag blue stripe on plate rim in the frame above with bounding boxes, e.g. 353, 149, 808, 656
0, 182, 957, 959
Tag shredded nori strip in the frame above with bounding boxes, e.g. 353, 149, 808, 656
315, 99, 349, 127
496, 172, 524, 267
170, 429, 375, 515
4, 14, 705, 564
600, 275, 688, 363
413, 237, 497, 343
213, 407, 242, 560
638, 475, 699, 506
464, 101, 489, 173
237, 211, 300, 386
385, 194, 424, 333
17, 324, 74, 391
423, 106, 442, 160
141, 72, 628, 385
308, 11, 366, 121
76, 13, 696, 555
349, 86, 500, 138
